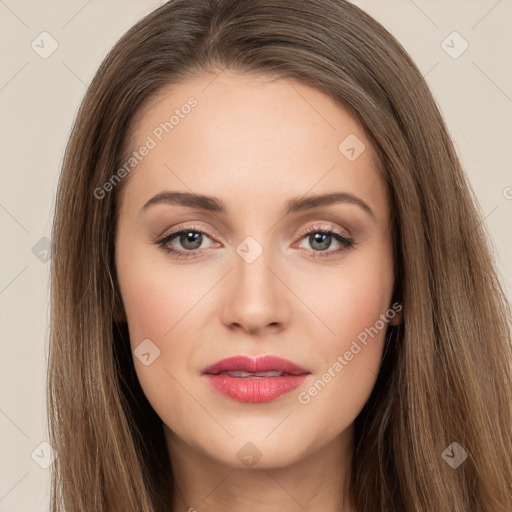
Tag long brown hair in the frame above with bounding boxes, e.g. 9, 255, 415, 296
48, 0, 512, 510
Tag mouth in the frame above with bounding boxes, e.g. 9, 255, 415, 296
213, 370, 297, 378
202, 355, 311, 403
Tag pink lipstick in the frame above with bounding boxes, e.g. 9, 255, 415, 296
202, 355, 310, 403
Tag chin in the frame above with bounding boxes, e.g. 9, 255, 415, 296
197, 430, 314, 469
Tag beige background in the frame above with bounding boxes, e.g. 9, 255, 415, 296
1, 0, 511, 510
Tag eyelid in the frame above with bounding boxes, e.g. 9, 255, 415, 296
295, 222, 352, 240
154, 221, 355, 259
156, 223, 219, 243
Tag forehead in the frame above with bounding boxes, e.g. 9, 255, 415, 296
120, 71, 389, 223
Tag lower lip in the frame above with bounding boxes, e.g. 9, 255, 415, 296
204, 374, 309, 403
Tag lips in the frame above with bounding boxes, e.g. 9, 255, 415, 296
202, 355, 310, 403
202, 355, 310, 376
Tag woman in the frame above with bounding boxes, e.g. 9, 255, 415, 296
47, 0, 512, 510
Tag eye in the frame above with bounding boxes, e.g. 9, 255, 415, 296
154, 225, 220, 259
153, 223, 355, 260
295, 225, 354, 259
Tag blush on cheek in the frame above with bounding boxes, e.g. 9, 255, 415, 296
327, 282, 392, 341
123, 279, 164, 344
120, 258, 215, 362
117, 243, 177, 341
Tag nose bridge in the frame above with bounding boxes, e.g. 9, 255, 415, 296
221, 232, 288, 332
234, 233, 278, 299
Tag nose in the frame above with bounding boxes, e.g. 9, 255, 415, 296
220, 242, 290, 335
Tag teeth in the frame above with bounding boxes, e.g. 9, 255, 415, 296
219, 370, 286, 378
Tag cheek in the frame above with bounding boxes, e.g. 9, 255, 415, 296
115, 237, 217, 400
294, 244, 395, 423
116, 237, 210, 343
303, 243, 395, 351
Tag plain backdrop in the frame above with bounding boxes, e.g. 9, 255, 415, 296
1, 0, 511, 510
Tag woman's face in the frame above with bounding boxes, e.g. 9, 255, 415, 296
115, 71, 401, 469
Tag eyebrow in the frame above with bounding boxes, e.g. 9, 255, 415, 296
141, 190, 376, 220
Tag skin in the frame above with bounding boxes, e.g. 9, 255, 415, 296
115, 70, 402, 512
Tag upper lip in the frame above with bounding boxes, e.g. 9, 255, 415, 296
202, 355, 310, 375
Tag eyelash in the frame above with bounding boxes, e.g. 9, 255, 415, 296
153, 224, 355, 260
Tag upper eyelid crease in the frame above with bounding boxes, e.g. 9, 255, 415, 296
140, 191, 376, 221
